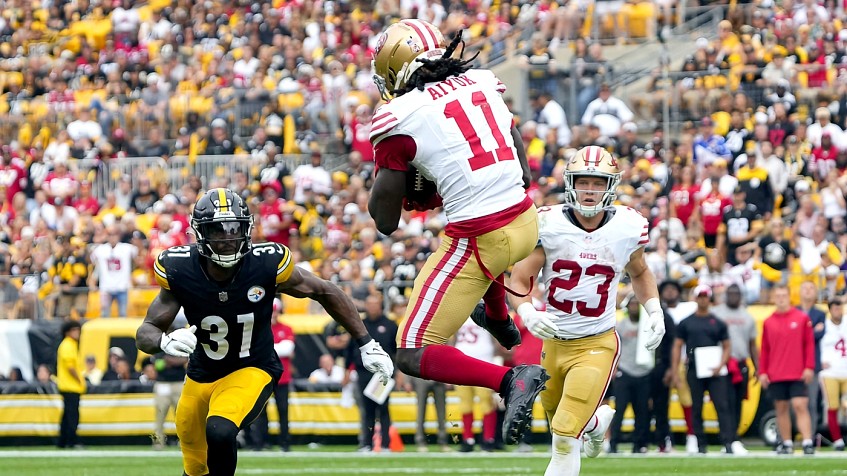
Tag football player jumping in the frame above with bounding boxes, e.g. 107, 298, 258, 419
367, 19, 548, 444
137, 188, 393, 476
509, 146, 665, 475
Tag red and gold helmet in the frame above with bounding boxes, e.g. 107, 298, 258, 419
372, 19, 446, 100
563, 145, 621, 217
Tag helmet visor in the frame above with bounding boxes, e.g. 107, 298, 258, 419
200, 220, 249, 255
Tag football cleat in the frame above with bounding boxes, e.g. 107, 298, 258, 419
500, 364, 550, 444
583, 404, 615, 458
470, 302, 521, 350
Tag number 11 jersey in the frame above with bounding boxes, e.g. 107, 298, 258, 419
537, 205, 649, 339
153, 242, 293, 383
370, 68, 528, 228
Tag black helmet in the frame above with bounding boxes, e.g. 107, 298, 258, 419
191, 188, 254, 268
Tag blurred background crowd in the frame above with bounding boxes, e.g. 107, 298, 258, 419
2, 0, 847, 322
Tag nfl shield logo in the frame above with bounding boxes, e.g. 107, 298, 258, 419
218, 291, 228, 302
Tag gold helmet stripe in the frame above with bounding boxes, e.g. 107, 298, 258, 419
217, 188, 229, 212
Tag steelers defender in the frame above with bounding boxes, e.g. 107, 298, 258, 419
136, 188, 393, 476
509, 146, 665, 476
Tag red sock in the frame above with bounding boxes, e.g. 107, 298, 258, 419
829, 409, 843, 441
420, 345, 509, 391
482, 411, 497, 441
483, 280, 508, 321
683, 406, 694, 435
462, 413, 474, 440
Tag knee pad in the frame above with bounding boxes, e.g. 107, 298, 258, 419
205, 416, 239, 446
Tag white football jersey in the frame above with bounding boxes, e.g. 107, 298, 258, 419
820, 318, 847, 378
537, 205, 650, 339
455, 318, 495, 362
369, 68, 526, 223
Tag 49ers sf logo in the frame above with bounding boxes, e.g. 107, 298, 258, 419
375, 33, 387, 55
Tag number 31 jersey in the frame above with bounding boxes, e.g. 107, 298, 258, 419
537, 205, 649, 339
153, 242, 294, 383
370, 68, 526, 224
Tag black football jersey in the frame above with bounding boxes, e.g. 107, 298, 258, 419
153, 242, 294, 383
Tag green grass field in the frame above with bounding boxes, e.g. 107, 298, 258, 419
1, 448, 845, 476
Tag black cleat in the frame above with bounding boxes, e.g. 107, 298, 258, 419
459, 438, 475, 452
500, 364, 550, 444
470, 302, 521, 350
803, 444, 815, 455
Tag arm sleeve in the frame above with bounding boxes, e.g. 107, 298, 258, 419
153, 252, 170, 290
275, 244, 294, 284
374, 134, 417, 172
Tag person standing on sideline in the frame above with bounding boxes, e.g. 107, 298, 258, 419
57, 320, 85, 449
454, 315, 499, 452
670, 285, 735, 454
608, 294, 654, 454
797, 281, 827, 435
819, 299, 847, 451
90, 225, 137, 317
247, 297, 295, 452
759, 284, 816, 454
152, 347, 187, 449
650, 282, 677, 453
350, 294, 399, 452
712, 284, 758, 455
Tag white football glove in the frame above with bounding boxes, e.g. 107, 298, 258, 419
517, 302, 558, 340
360, 339, 394, 385
160, 325, 197, 357
642, 298, 666, 352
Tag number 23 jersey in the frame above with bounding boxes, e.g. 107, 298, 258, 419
537, 205, 649, 339
153, 242, 294, 383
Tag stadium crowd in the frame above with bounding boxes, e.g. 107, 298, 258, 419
0, 0, 846, 454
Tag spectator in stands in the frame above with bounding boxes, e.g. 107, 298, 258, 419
712, 283, 757, 454
141, 128, 170, 159
56, 320, 84, 449
309, 354, 345, 384
90, 226, 137, 317
608, 294, 653, 454
717, 186, 764, 266
292, 151, 332, 204
797, 281, 828, 434
206, 118, 237, 156
581, 83, 634, 138
531, 90, 571, 148
807, 108, 845, 150
48, 235, 89, 320
129, 178, 159, 214
760, 284, 816, 454
82, 355, 102, 386
670, 284, 735, 454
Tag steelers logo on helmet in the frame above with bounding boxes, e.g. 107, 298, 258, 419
191, 188, 254, 268
563, 146, 622, 218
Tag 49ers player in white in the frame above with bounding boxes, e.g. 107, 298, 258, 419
509, 146, 665, 475
820, 299, 847, 451
367, 19, 549, 445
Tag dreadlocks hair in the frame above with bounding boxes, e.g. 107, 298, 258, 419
393, 30, 480, 97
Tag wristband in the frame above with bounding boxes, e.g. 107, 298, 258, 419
643, 297, 662, 315
517, 302, 536, 318
356, 335, 374, 347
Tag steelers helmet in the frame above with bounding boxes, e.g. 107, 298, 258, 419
191, 188, 254, 268
563, 146, 621, 217
372, 19, 446, 100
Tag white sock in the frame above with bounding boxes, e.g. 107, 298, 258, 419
545, 435, 581, 476
834, 438, 845, 447
802, 439, 813, 447
783, 440, 794, 447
